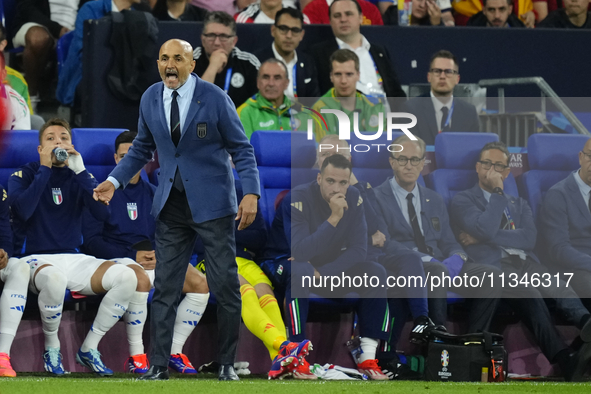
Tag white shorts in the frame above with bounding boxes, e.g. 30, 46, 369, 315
24, 253, 108, 293
0, 257, 26, 283
115, 258, 156, 287
12, 22, 47, 48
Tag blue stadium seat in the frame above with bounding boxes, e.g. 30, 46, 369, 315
428, 132, 519, 208
72, 128, 128, 182
0, 130, 40, 188
57, 31, 75, 74
250, 131, 317, 226
349, 131, 426, 187
520, 133, 589, 219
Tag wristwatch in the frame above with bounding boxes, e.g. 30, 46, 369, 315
492, 187, 504, 196
454, 252, 468, 262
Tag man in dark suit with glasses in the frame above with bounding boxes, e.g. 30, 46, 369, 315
401, 50, 480, 146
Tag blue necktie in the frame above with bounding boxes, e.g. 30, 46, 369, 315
440, 106, 449, 132
171, 91, 181, 147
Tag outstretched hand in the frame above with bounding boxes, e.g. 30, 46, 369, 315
93, 180, 116, 205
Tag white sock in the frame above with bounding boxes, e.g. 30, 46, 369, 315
125, 291, 149, 356
358, 337, 379, 363
0, 259, 30, 355
171, 292, 209, 354
35, 266, 67, 350
81, 265, 137, 352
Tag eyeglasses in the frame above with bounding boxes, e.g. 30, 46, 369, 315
478, 160, 509, 172
274, 24, 303, 34
202, 33, 235, 42
393, 156, 424, 166
429, 68, 459, 77
582, 151, 591, 160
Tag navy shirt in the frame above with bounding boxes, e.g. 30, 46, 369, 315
81, 178, 156, 259
264, 181, 368, 276
0, 185, 13, 257
8, 162, 106, 256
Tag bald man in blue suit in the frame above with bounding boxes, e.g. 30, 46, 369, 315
94, 39, 260, 381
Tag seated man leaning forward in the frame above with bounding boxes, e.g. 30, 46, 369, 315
450, 141, 591, 382
264, 153, 391, 380
8, 118, 138, 376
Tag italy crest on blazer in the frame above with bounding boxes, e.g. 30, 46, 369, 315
197, 123, 207, 138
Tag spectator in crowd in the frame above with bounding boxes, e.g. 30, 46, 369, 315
538, 0, 591, 28
194, 180, 316, 380
539, 138, 591, 302
410, 0, 445, 25
193, 11, 260, 107
9, 118, 138, 376
0, 24, 33, 115
264, 154, 391, 380
467, 0, 526, 26
310, 0, 405, 105
81, 131, 210, 375
0, 185, 29, 378
450, 141, 591, 381
56, 0, 151, 106
152, 0, 208, 21
236, 0, 310, 23
304, 0, 384, 24
237, 59, 308, 138
401, 50, 480, 146
454, 0, 536, 27
255, 7, 320, 100
373, 135, 501, 342
191, 0, 257, 14
11, 0, 93, 107
315, 136, 442, 378
311, 50, 386, 141
0, 53, 31, 130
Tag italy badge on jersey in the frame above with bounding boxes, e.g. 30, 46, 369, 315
52, 188, 63, 205
127, 203, 138, 220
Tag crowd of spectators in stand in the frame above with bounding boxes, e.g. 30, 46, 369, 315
1, 0, 589, 126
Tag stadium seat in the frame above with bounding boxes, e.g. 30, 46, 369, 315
0, 130, 41, 188
348, 131, 426, 187
428, 132, 519, 208
71, 128, 128, 182
56, 31, 75, 74
250, 130, 317, 226
520, 133, 589, 219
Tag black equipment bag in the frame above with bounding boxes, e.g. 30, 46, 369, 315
424, 330, 507, 382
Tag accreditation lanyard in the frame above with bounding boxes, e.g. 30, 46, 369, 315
292, 64, 298, 98
502, 207, 516, 230
277, 106, 297, 131
368, 54, 383, 90
224, 67, 233, 94
439, 100, 455, 133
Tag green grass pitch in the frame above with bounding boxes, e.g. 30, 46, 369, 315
1, 374, 590, 394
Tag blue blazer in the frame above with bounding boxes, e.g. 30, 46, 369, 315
400, 95, 480, 145
373, 178, 464, 261
450, 183, 539, 268
539, 172, 591, 272
110, 74, 260, 224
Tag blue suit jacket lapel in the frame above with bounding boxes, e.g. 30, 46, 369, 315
181, 76, 202, 141
379, 180, 414, 235
418, 186, 431, 236
566, 173, 591, 221
155, 84, 170, 140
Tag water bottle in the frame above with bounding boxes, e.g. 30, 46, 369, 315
53, 147, 69, 162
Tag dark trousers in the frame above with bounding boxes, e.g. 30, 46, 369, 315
150, 188, 241, 367
286, 260, 389, 342
423, 261, 501, 332
500, 256, 589, 361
